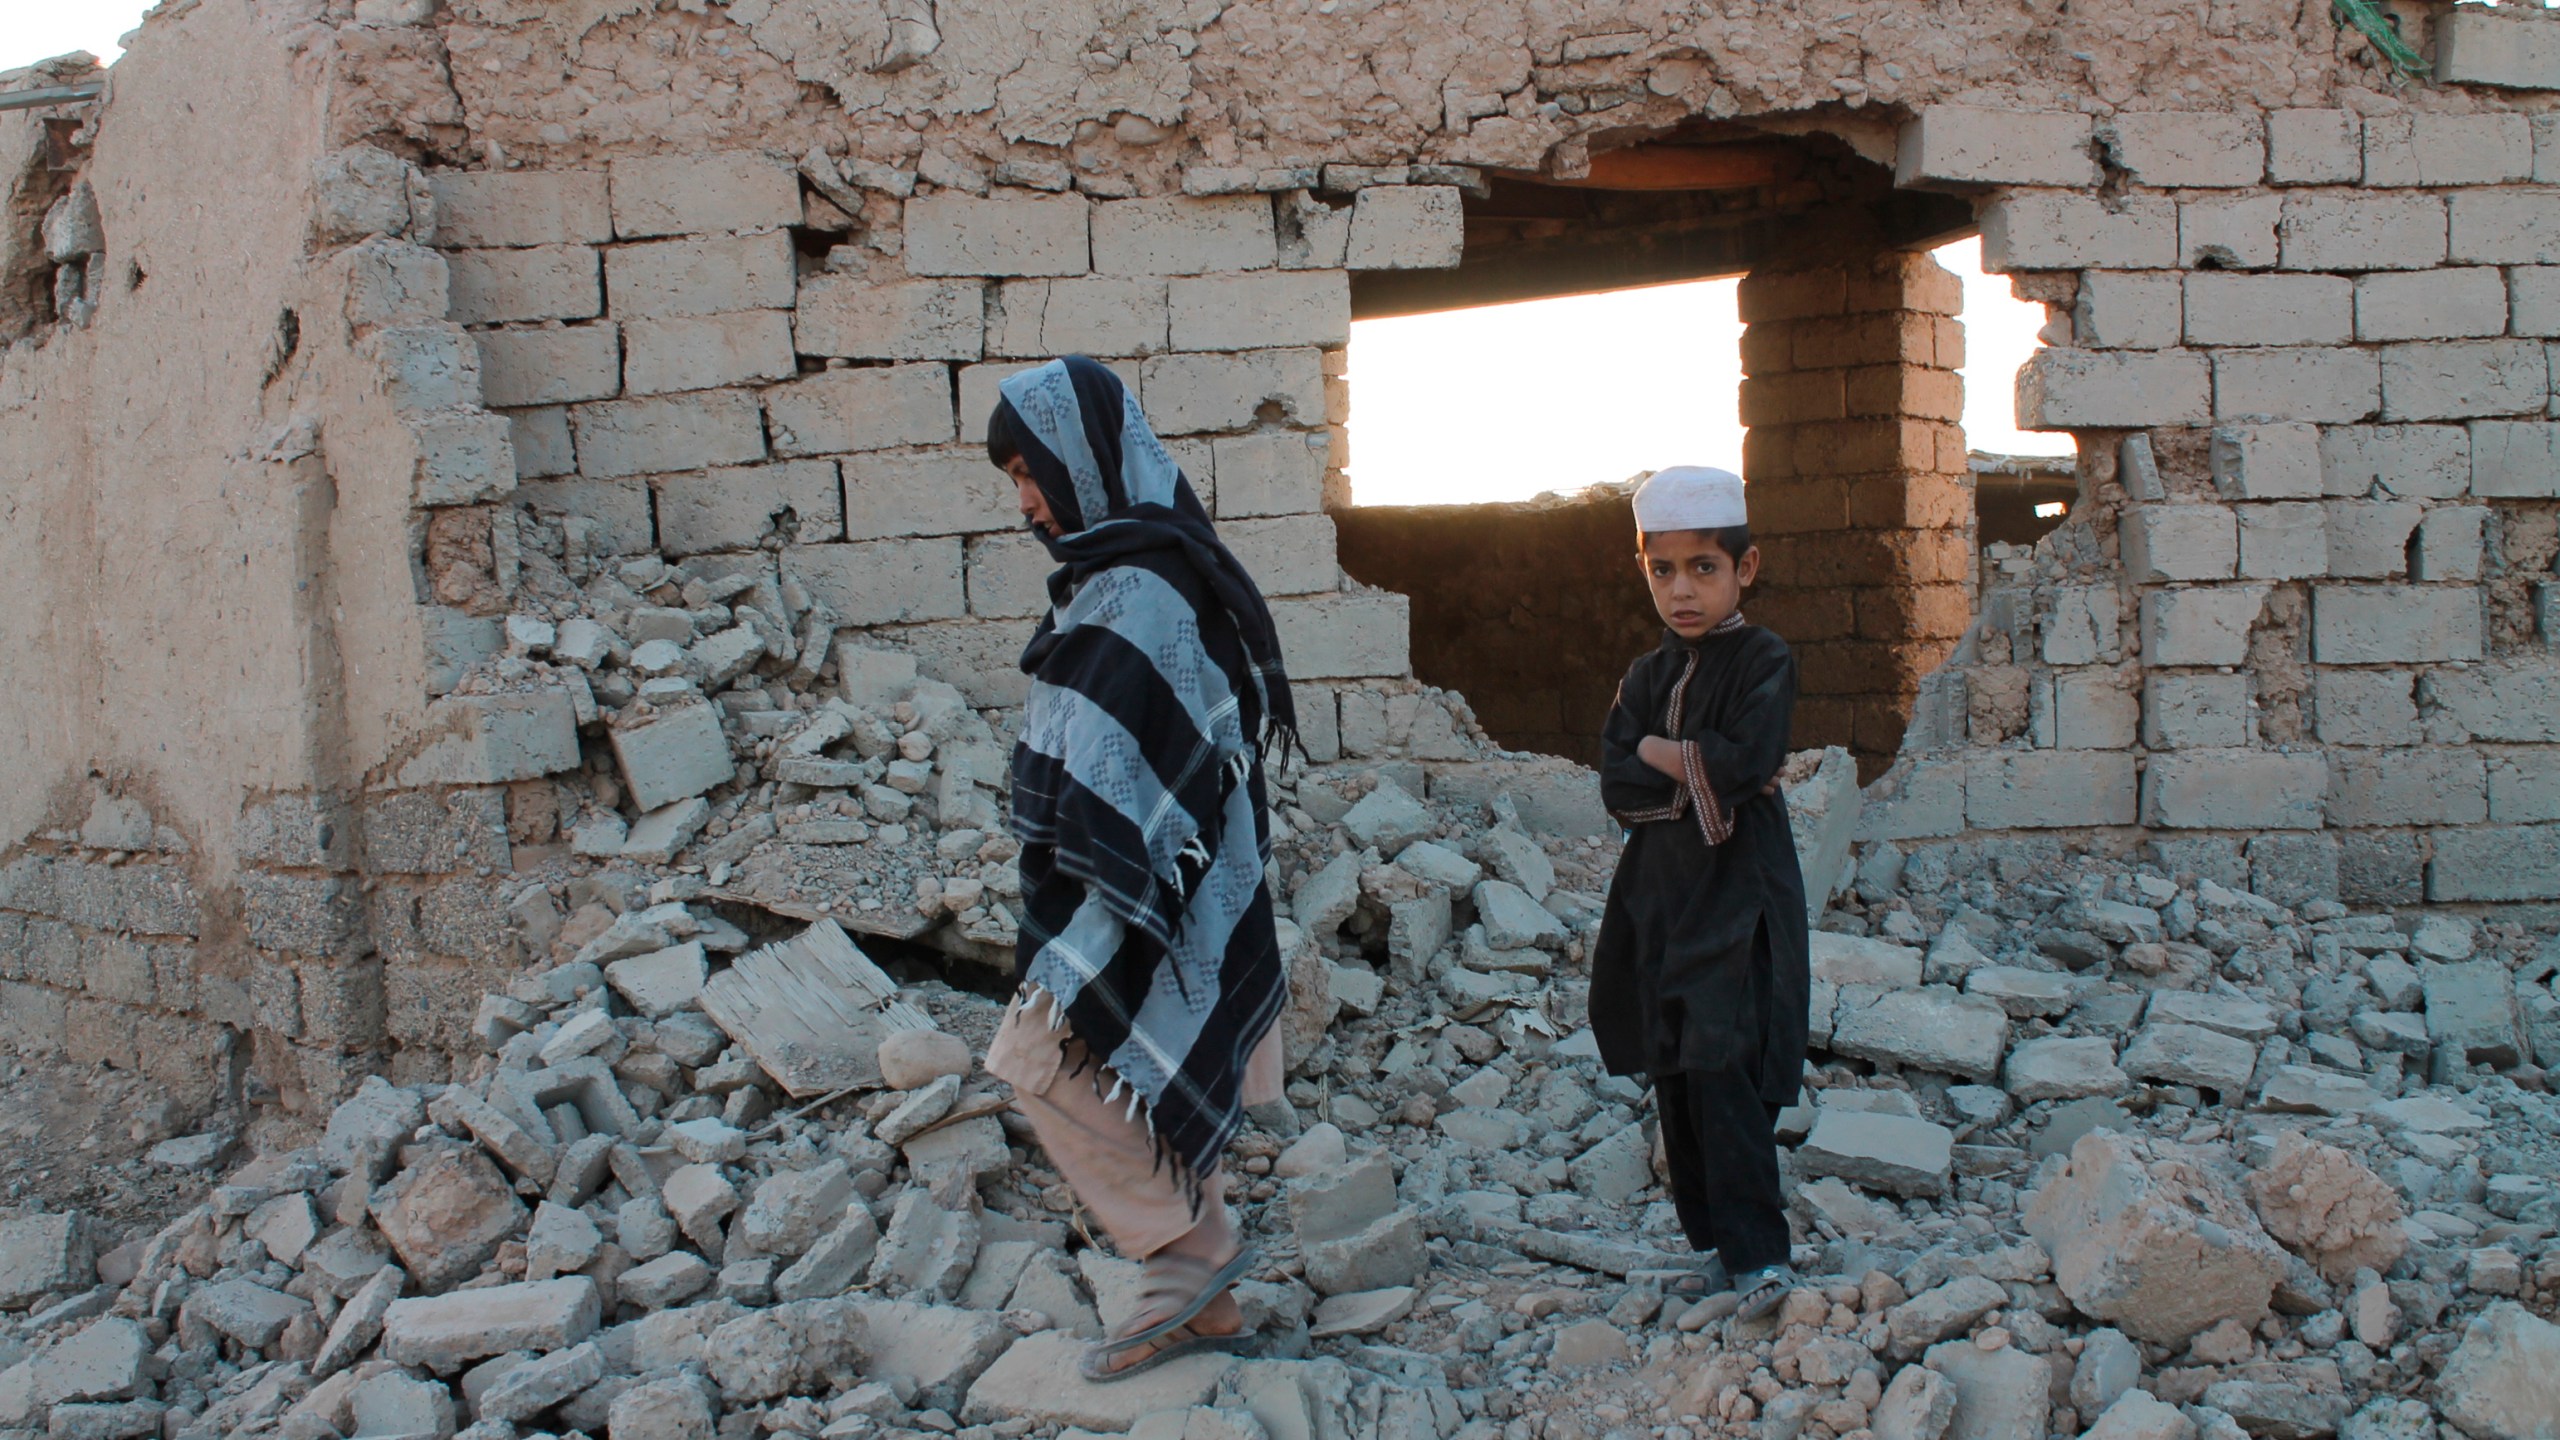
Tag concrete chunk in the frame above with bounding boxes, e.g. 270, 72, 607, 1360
2425, 960, 2526, 1068
1473, 880, 1568, 951
1798, 1109, 1953, 1198
0, 1214, 92, 1309
2005, 1036, 2127, 1101
960, 1329, 1236, 1429
606, 942, 708, 1017
2121, 1021, 2259, 1096
1898, 106, 2099, 188
380, 1277, 601, 1370
1832, 986, 2008, 1080
184, 1279, 310, 1349
394, 693, 582, 787
2437, 1301, 2560, 1440
1886, 1274, 2006, 1358
1340, 779, 1434, 852
610, 703, 735, 812
620, 1251, 714, 1309
1811, 932, 1922, 989
479, 1338, 604, 1423
347, 1370, 454, 1438
372, 1144, 528, 1293
2023, 1130, 2285, 1345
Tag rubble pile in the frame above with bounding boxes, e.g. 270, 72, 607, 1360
4, 660, 2560, 1439
427, 533, 1531, 980
435, 537, 1062, 974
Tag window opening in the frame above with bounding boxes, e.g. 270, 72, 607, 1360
1333, 147, 2061, 778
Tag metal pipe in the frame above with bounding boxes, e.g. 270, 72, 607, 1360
0, 82, 105, 113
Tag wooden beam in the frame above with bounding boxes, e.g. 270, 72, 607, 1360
1545, 143, 1805, 192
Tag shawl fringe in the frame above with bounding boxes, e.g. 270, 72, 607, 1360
1017, 981, 1214, 1221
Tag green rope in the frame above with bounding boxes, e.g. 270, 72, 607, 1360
2333, 0, 2432, 81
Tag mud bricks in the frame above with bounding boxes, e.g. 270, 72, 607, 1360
0, 842, 222, 1094
1740, 251, 1972, 777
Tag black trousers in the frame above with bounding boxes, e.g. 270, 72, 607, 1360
1652, 1066, 1790, 1274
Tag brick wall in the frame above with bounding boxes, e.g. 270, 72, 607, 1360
1336, 489, 1659, 766
0, 799, 228, 1099
1866, 99, 2560, 909
1741, 251, 1974, 779
420, 160, 1431, 714
16, 0, 2560, 1096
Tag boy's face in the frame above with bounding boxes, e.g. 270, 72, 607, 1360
1639, 530, 1758, 639
1005, 457, 1060, 538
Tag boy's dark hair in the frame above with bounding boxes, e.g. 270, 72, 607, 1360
1641, 524, 1753, 561
985, 400, 1023, 470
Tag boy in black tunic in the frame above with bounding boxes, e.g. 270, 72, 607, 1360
1590, 465, 1810, 1323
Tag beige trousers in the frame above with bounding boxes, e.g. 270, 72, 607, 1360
986, 993, 1283, 1259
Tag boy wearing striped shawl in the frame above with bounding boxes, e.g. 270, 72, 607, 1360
1592, 466, 1811, 1324
978, 358, 1297, 1380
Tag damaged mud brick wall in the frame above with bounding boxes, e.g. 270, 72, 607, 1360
0, 0, 2553, 1353
1869, 86, 2560, 911
1338, 487, 1661, 767
6, 1, 2560, 1437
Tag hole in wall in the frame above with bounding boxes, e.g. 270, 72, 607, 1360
1333, 137, 2065, 779
260, 308, 301, 388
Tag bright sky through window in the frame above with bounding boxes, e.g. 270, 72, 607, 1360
0, 1, 136, 70
1345, 236, 2067, 507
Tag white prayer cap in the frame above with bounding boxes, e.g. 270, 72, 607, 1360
1633, 465, 1746, 533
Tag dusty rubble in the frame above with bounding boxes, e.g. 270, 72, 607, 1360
4, 678, 2560, 1440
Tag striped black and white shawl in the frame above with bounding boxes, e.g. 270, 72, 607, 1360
998, 357, 1298, 1201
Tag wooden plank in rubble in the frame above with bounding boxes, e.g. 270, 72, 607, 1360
697, 918, 933, 1097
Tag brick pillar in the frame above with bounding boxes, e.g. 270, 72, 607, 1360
1737, 249, 1973, 780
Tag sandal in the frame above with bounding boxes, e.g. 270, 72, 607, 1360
1733, 1264, 1796, 1324
1663, 1255, 1732, 1299
1078, 1246, 1259, 1383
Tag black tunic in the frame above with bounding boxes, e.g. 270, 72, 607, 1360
1589, 623, 1810, 1106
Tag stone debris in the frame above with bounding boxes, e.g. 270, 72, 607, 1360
3, 766, 2559, 1440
